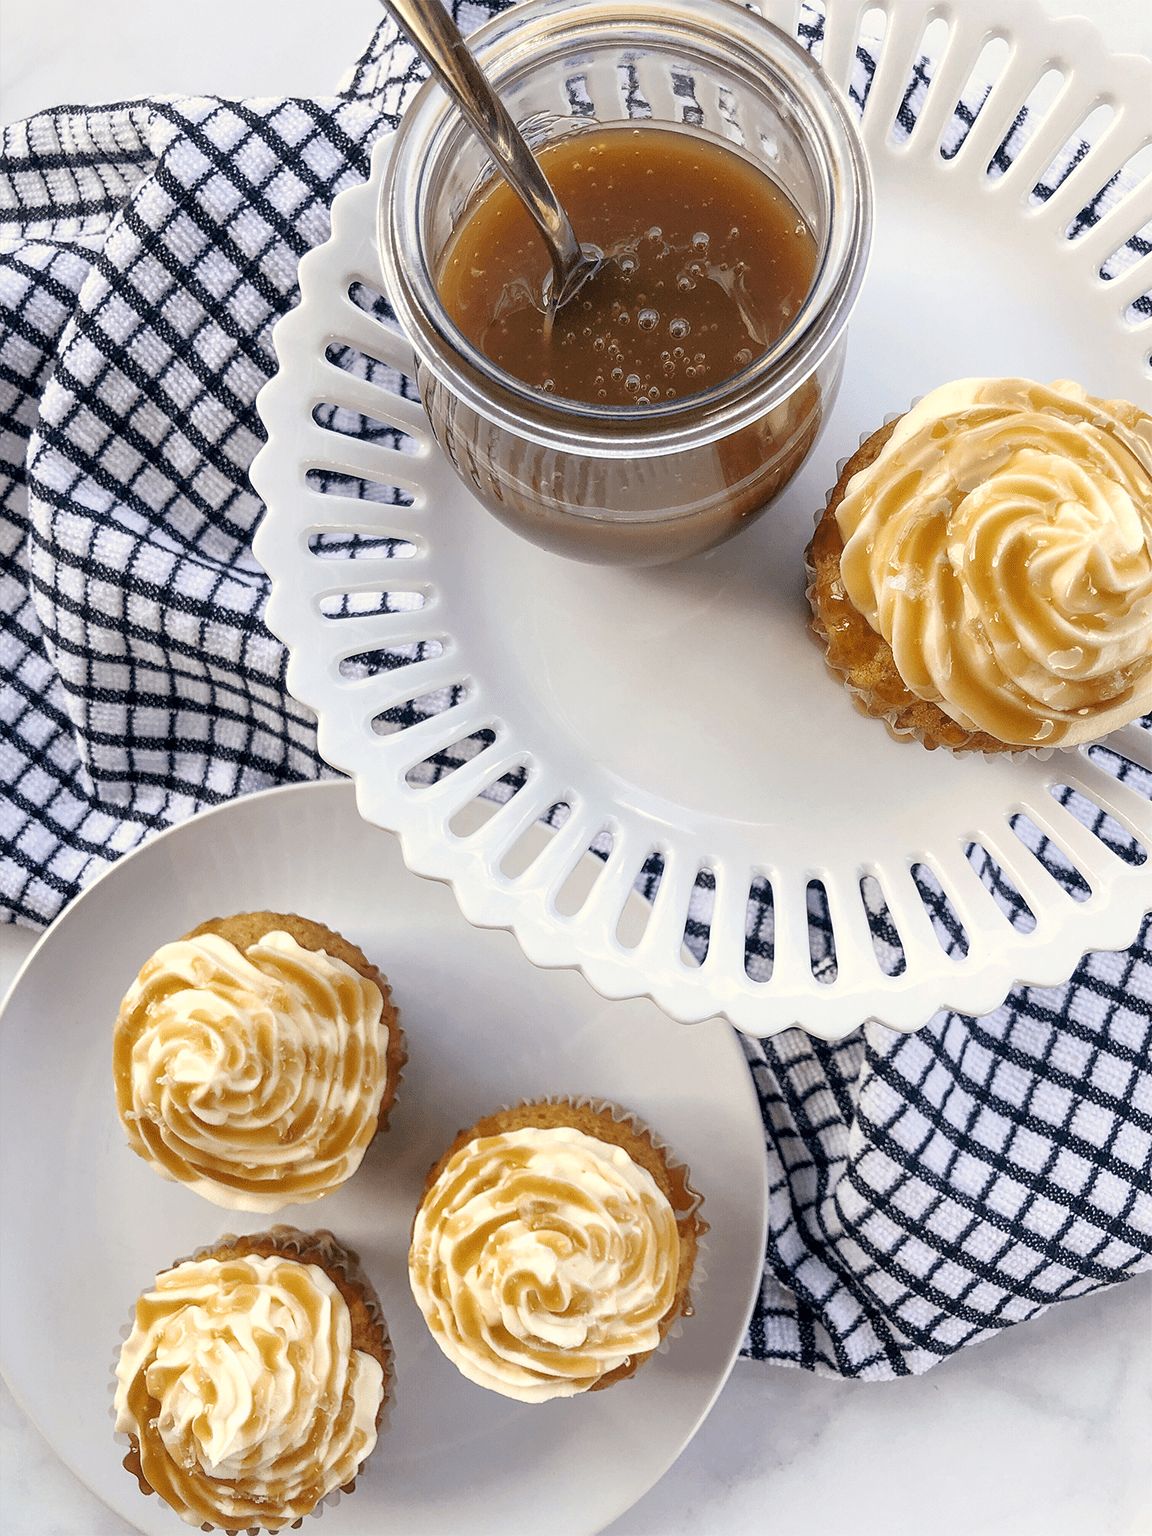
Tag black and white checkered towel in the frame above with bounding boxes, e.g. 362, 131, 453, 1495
2, 2, 1150, 1379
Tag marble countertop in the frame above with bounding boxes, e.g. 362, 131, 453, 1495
2, 1, 1150, 1531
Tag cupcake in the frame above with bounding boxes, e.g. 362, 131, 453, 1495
114, 1226, 390, 1531
114, 911, 405, 1210
408, 1099, 704, 1402
806, 378, 1152, 751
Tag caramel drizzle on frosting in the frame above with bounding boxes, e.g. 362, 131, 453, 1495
409, 1127, 680, 1402
835, 379, 1152, 747
114, 932, 389, 1211
114, 1254, 383, 1530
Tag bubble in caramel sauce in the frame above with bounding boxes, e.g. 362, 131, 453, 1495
437, 125, 817, 408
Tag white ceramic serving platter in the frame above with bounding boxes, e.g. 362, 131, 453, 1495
0, 782, 768, 1536
251, 0, 1152, 1040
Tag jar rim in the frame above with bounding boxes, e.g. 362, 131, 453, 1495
379, 0, 873, 457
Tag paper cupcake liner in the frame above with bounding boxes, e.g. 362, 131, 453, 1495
803, 407, 1062, 762
415, 1095, 709, 1391
110, 1226, 393, 1534
373, 981, 406, 1141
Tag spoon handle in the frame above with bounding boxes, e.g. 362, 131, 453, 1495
379, 0, 586, 289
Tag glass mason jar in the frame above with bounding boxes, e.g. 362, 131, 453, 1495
379, 0, 872, 566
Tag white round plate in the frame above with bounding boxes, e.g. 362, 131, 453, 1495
251, 0, 1152, 1039
0, 783, 767, 1536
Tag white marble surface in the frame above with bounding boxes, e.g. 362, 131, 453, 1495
2, 1, 1151, 1532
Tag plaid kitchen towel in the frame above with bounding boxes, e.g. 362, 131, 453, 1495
2, 2, 1150, 1380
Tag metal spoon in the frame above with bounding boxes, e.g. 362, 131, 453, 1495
379, 0, 601, 310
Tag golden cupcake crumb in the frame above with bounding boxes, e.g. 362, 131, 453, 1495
806, 421, 1003, 753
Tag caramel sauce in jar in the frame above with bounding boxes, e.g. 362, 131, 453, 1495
420, 127, 827, 564
380, 0, 872, 566
438, 127, 817, 409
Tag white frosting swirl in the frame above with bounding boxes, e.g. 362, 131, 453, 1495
409, 1126, 681, 1402
835, 379, 1152, 746
114, 932, 390, 1211
114, 1252, 384, 1529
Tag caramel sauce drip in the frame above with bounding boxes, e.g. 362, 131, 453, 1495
115, 1254, 383, 1529
113, 932, 389, 1210
409, 1127, 681, 1401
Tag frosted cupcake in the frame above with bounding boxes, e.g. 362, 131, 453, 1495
115, 1226, 389, 1531
409, 1100, 704, 1402
806, 378, 1152, 751
114, 912, 404, 1211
